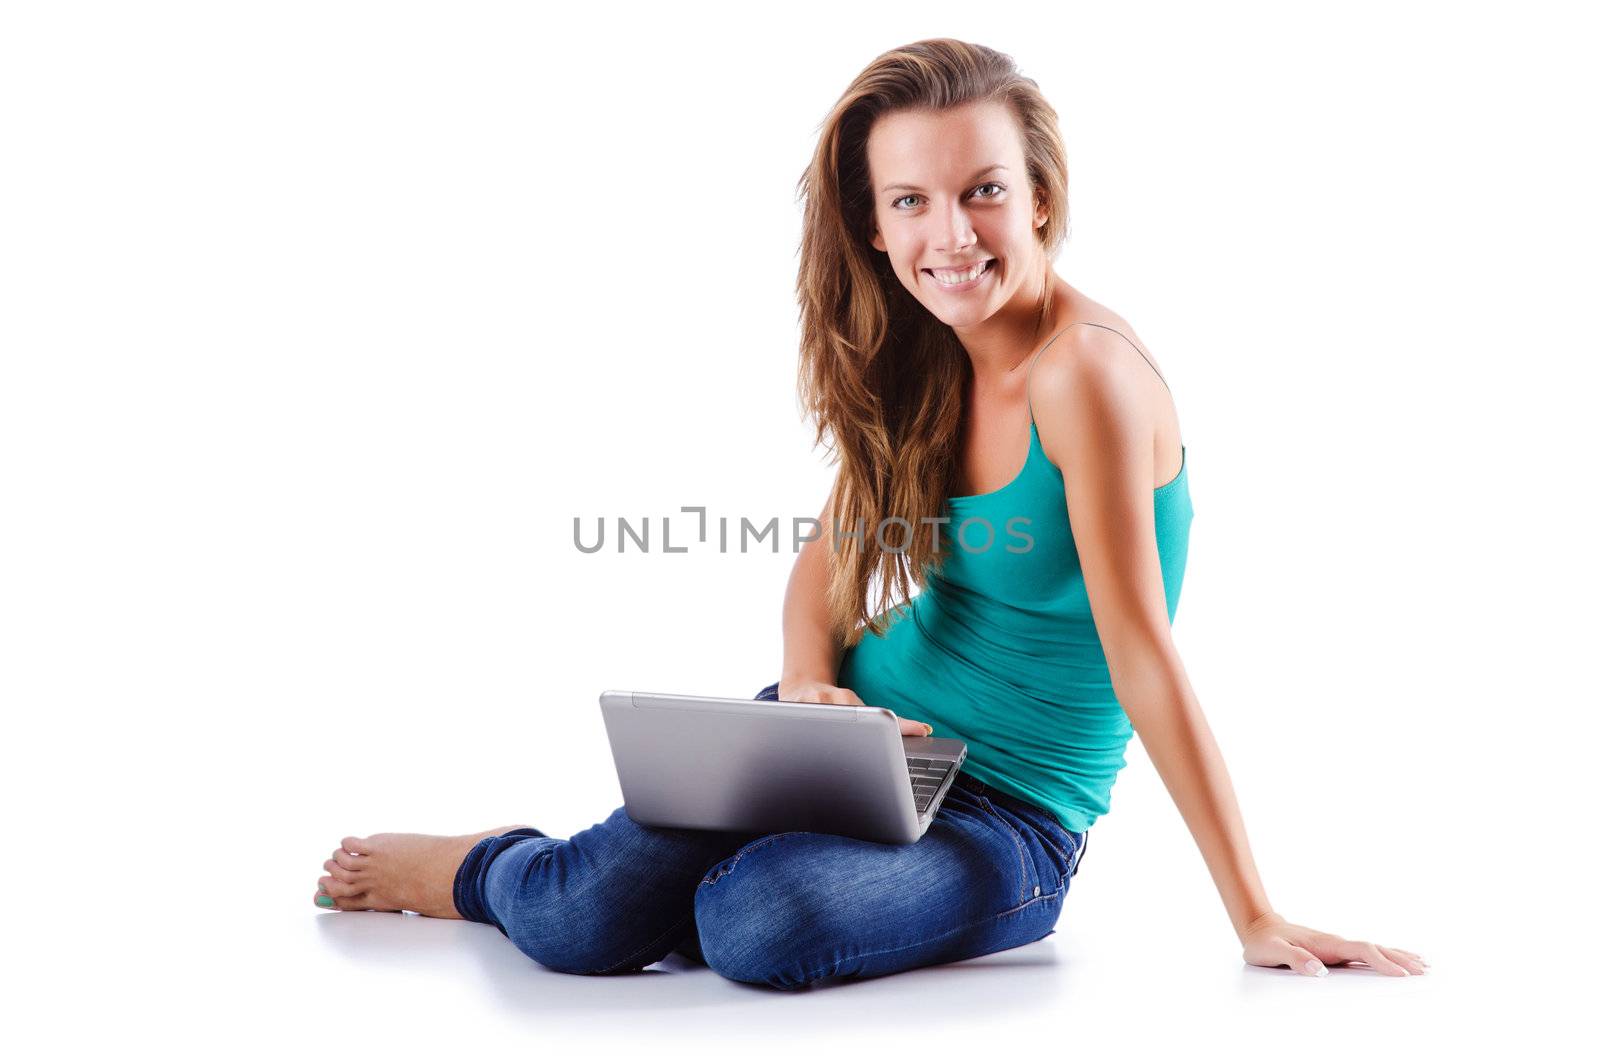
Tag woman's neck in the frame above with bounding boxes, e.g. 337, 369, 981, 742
954, 271, 1075, 384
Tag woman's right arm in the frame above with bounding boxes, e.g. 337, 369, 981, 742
779, 486, 846, 694
778, 485, 934, 736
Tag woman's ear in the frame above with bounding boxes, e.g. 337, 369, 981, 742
1034, 200, 1049, 229
870, 226, 887, 253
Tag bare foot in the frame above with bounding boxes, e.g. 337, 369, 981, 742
313, 825, 531, 918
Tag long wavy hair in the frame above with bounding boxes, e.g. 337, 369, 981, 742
795, 38, 1071, 647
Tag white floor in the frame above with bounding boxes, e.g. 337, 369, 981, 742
254, 893, 1556, 1054
18, 812, 1562, 1057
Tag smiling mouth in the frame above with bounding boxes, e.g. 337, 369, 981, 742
923, 258, 996, 287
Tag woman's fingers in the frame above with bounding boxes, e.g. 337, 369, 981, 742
1287, 944, 1329, 977
1247, 938, 1327, 976
898, 715, 934, 735
1244, 918, 1427, 979
1323, 938, 1413, 976
788, 682, 930, 734
1377, 945, 1427, 974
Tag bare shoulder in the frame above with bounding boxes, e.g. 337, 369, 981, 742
1029, 324, 1155, 444
1027, 296, 1180, 473
1058, 294, 1163, 377
1030, 305, 1163, 405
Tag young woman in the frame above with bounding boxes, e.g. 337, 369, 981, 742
312, 38, 1426, 989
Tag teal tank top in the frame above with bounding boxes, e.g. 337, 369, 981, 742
835, 323, 1194, 834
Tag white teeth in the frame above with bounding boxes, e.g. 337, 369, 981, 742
930, 261, 988, 285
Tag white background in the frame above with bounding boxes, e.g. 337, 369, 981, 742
3, 0, 1595, 1054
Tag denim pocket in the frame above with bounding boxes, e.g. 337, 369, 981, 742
983, 791, 1081, 878
975, 795, 1068, 905
1035, 827, 1079, 874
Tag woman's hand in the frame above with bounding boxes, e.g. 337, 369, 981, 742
1239, 911, 1429, 977
778, 676, 935, 737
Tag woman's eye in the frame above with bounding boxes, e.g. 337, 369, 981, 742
891, 184, 1003, 210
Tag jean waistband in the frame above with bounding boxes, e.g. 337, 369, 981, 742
955, 773, 997, 797
955, 772, 1075, 834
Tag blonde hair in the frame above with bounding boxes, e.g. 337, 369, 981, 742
794, 38, 1071, 646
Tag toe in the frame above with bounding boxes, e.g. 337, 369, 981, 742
318, 875, 364, 899
341, 835, 375, 856
314, 887, 371, 912
323, 859, 360, 883
332, 848, 365, 872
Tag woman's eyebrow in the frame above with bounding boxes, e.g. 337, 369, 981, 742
881, 164, 1009, 195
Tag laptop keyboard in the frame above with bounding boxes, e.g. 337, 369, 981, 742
907, 756, 955, 815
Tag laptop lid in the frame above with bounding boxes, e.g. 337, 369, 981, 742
598, 690, 967, 844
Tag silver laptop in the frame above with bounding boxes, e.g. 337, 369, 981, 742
598, 690, 968, 844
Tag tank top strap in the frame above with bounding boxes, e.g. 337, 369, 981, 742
1024, 321, 1172, 425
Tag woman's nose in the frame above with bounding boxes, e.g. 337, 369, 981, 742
935, 202, 976, 253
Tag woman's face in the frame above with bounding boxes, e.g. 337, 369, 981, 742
866, 101, 1048, 330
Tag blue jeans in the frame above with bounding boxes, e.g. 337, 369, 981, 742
452, 681, 1089, 990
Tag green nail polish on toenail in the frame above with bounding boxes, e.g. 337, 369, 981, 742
316, 895, 335, 908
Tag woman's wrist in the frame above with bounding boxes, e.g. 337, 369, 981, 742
780, 668, 836, 687
1236, 908, 1284, 942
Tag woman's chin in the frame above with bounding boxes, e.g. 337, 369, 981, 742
904, 280, 1004, 328
922, 302, 994, 329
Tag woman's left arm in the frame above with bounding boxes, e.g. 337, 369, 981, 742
1029, 333, 1427, 978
